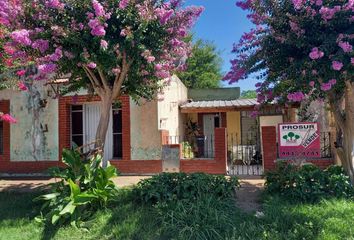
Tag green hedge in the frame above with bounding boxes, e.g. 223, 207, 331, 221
264, 162, 354, 202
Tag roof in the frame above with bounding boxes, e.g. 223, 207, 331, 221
188, 87, 240, 101
180, 99, 258, 113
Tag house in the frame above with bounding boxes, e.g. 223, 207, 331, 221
0, 75, 334, 175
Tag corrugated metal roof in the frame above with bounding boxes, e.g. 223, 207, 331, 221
180, 98, 258, 109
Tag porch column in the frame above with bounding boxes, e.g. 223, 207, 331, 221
261, 126, 277, 171
215, 128, 227, 174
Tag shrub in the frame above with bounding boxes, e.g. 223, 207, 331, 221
264, 162, 354, 202
34, 148, 119, 226
133, 172, 239, 204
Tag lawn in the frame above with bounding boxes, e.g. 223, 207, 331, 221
0, 189, 353, 240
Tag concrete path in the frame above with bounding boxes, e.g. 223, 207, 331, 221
235, 177, 265, 213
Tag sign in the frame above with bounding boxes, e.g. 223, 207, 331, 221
278, 123, 321, 158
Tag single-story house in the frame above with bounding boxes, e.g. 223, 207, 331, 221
0, 75, 335, 175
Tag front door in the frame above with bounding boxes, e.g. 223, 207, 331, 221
83, 104, 114, 161
203, 114, 215, 158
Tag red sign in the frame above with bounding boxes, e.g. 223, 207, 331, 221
278, 123, 321, 158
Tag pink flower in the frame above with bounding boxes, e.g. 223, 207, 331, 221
332, 61, 343, 71
338, 41, 353, 53
309, 47, 324, 60
155, 64, 163, 71
100, 40, 108, 50
1, 114, 17, 123
49, 47, 63, 62
309, 81, 315, 87
315, 0, 323, 6
155, 8, 174, 25
292, 0, 304, 9
112, 67, 121, 74
45, 0, 65, 9
31, 39, 49, 53
91, 25, 105, 36
351, 58, 354, 65
320, 82, 332, 91
10, 29, 32, 46
329, 79, 337, 85
92, 0, 105, 17
64, 51, 74, 59
87, 62, 97, 69
287, 91, 305, 102
16, 70, 26, 76
18, 82, 28, 91
119, 0, 129, 9
146, 56, 155, 63
38, 63, 57, 74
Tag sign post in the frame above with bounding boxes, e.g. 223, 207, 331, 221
278, 123, 321, 158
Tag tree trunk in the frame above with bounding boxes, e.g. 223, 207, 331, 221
95, 93, 113, 167
331, 81, 354, 183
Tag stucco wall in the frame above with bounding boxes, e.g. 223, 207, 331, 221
0, 82, 59, 162
157, 75, 188, 137
226, 111, 241, 144
130, 98, 162, 160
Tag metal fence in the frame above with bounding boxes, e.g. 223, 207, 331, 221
227, 133, 263, 175
166, 135, 215, 159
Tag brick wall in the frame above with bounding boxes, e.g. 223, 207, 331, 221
180, 128, 227, 174
261, 126, 334, 171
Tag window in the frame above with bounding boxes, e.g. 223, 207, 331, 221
112, 107, 123, 158
0, 121, 3, 155
71, 105, 84, 147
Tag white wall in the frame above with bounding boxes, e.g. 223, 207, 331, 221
157, 75, 188, 137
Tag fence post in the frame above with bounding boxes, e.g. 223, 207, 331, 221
261, 126, 277, 171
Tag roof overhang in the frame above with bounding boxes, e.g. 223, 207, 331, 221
180, 99, 258, 113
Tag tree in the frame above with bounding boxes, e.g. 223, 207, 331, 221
240, 90, 256, 99
225, 0, 354, 181
1, 0, 203, 165
178, 39, 222, 88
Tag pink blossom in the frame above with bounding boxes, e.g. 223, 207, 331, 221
319, 7, 338, 21
112, 67, 121, 74
320, 82, 332, 91
92, 0, 105, 17
38, 63, 57, 74
49, 47, 63, 62
315, 0, 323, 6
45, 0, 65, 9
351, 58, 354, 65
119, 0, 129, 9
100, 40, 108, 50
309, 81, 315, 87
309, 47, 324, 60
155, 64, 163, 71
287, 92, 305, 102
338, 41, 353, 53
332, 61, 343, 70
87, 62, 97, 69
64, 51, 74, 59
31, 39, 49, 53
155, 8, 174, 25
18, 82, 28, 91
1, 114, 17, 123
329, 79, 337, 85
146, 56, 155, 63
292, 0, 304, 9
16, 70, 26, 76
91, 25, 105, 36
10, 29, 31, 46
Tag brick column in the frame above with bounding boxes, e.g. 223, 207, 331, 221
261, 126, 277, 171
0, 100, 10, 163
214, 128, 227, 174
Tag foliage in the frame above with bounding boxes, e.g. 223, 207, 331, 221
178, 39, 223, 88
240, 90, 257, 99
264, 162, 354, 202
34, 148, 119, 226
133, 172, 240, 204
181, 141, 194, 159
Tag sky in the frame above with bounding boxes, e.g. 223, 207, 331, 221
185, 0, 258, 91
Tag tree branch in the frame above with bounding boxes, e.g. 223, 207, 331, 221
328, 91, 345, 131
97, 66, 110, 91
112, 51, 131, 99
83, 66, 104, 96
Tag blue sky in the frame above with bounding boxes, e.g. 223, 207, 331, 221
185, 0, 258, 90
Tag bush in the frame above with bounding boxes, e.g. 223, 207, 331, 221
133, 172, 239, 204
34, 148, 119, 226
264, 162, 354, 202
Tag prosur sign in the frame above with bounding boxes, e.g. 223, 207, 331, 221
278, 123, 321, 158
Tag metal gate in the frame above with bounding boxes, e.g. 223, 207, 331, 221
227, 132, 263, 176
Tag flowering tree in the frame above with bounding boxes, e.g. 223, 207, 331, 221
225, 0, 354, 181
1, 0, 203, 162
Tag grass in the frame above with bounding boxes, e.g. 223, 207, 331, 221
0, 190, 353, 240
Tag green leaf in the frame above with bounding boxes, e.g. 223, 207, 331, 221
68, 179, 80, 198
59, 201, 76, 216
34, 192, 60, 202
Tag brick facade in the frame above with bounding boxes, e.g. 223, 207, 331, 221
261, 126, 334, 171
180, 128, 227, 174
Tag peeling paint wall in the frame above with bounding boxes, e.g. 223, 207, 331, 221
0, 82, 58, 161
157, 76, 188, 137
130, 98, 162, 160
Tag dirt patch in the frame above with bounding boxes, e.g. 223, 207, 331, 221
235, 177, 265, 213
